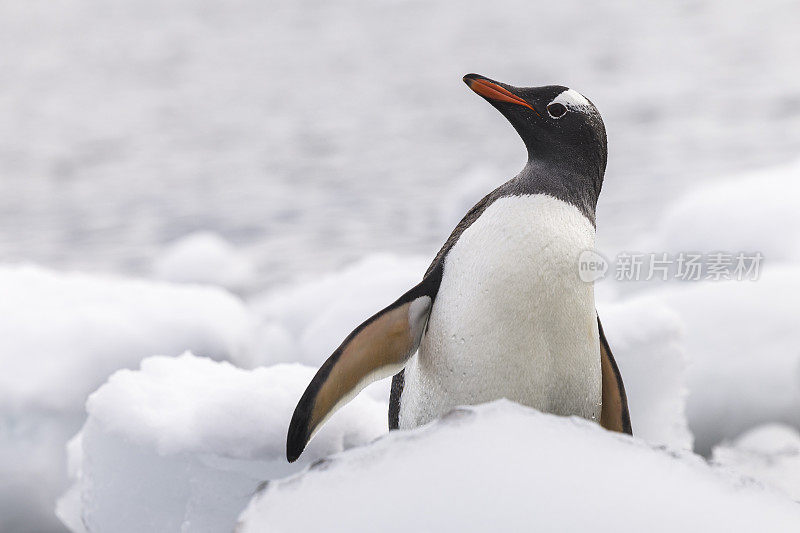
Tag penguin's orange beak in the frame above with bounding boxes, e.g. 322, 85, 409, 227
463, 74, 536, 112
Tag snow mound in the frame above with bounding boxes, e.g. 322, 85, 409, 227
249, 254, 429, 365
713, 424, 800, 501
83, 354, 385, 460
648, 160, 800, 262
0, 265, 254, 533
598, 296, 691, 450
58, 354, 387, 533
247, 254, 429, 400
617, 159, 800, 453
644, 265, 800, 454
239, 401, 800, 533
0, 265, 254, 410
153, 232, 256, 292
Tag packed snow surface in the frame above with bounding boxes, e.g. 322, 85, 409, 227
59, 354, 387, 533
239, 401, 800, 533
713, 424, 800, 501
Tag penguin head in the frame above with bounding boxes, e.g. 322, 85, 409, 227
463, 73, 607, 180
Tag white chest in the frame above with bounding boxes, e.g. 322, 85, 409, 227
398, 194, 601, 428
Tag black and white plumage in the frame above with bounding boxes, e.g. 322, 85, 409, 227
286, 73, 630, 463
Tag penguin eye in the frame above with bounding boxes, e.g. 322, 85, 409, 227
547, 102, 567, 119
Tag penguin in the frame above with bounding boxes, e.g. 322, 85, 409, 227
286, 73, 631, 462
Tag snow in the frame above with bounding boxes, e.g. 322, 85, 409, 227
152, 232, 257, 292
589, 159, 800, 455
238, 401, 800, 533
44, 156, 800, 531
247, 254, 430, 401
245, 252, 692, 451
250, 254, 429, 364
625, 161, 800, 454
55, 436, 85, 533
641, 160, 800, 264
85, 354, 385, 459
0, 265, 254, 411
598, 296, 692, 450
49, 250, 700, 532
50, 250, 700, 532
643, 267, 800, 455
0, 265, 255, 533
1, 0, 799, 527
58, 354, 387, 533
42, 158, 800, 530
713, 424, 800, 501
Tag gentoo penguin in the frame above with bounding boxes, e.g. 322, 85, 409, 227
286, 73, 631, 462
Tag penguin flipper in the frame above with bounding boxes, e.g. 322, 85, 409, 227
286, 276, 438, 462
598, 316, 632, 435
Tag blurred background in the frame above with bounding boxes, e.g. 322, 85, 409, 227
3, 0, 800, 532
3, 0, 800, 287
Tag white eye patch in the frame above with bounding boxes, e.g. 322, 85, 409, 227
550, 88, 592, 111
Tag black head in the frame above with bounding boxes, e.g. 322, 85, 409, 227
463, 73, 608, 190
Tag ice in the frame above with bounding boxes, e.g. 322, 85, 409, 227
59, 354, 387, 533
238, 401, 800, 533
712, 424, 800, 501
152, 231, 257, 292
0, 265, 255, 532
